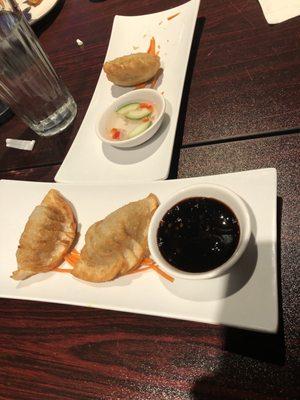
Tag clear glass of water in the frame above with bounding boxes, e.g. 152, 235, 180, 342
0, 0, 77, 136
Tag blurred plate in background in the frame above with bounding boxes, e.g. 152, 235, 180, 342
17, 0, 59, 24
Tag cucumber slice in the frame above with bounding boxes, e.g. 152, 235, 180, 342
126, 108, 152, 120
128, 120, 152, 138
116, 103, 139, 115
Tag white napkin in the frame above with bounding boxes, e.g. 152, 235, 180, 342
258, 0, 300, 24
6, 138, 35, 151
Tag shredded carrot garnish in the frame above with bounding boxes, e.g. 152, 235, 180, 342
135, 82, 147, 89
139, 257, 174, 282
64, 249, 80, 267
135, 37, 160, 89
142, 258, 154, 265
167, 12, 180, 21
126, 266, 152, 275
149, 263, 174, 283
125, 258, 174, 282
147, 36, 156, 56
66, 253, 80, 261
60, 251, 174, 283
71, 249, 80, 255
64, 256, 79, 267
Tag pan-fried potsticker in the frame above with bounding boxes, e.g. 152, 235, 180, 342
103, 53, 161, 87
12, 189, 77, 280
72, 194, 159, 282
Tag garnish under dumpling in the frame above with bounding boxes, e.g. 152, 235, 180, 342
103, 53, 160, 87
72, 194, 159, 282
12, 189, 77, 280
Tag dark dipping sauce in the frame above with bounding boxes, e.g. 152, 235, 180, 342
157, 197, 240, 273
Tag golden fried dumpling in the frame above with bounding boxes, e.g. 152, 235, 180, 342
12, 189, 77, 280
72, 194, 159, 282
103, 53, 160, 87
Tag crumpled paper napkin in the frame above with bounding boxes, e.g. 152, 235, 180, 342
6, 138, 35, 151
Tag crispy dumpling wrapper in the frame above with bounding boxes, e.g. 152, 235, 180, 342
12, 189, 77, 280
103, 53, 161, 87
72, 194, 159, 282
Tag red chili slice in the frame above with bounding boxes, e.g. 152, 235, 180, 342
139, 102, 153, 110
111, 128, 121, 140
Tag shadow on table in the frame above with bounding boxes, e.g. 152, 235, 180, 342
189, 197, 288, 399
168, 17, 205, 179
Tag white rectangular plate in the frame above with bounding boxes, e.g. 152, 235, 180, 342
55, 0, 200, 183
0, 168, 278, 332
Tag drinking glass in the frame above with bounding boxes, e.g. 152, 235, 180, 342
0, 0, 77, 136
0, 100, 9, 120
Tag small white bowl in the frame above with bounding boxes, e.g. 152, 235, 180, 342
96, 88, 166, 148
148, 183, 251, 280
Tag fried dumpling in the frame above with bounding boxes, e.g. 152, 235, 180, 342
12, 189, 77, 280
103, 53, 160, 87
72, 194, 159, 282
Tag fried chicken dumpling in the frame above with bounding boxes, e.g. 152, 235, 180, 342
103, 53, 160, 87
72, 194, 159, 282
12, 189, 77, 280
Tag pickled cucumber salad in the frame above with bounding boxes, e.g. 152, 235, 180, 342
107, 102, 156, 141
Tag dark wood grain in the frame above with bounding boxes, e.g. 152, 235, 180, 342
1, 0, 300, 171
0, 164, 60, 182
182, 0, 300, 144
1, 134, 299, 400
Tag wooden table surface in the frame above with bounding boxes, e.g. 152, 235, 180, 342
0, 1, 299, 399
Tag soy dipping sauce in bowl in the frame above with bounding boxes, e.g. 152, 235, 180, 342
157, 197, 240, 273
148, 183, 251, 280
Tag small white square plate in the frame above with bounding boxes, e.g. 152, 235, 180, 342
55, 0, 200, 183
0, 168, 278, 332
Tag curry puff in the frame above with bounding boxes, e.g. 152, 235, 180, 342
72, 194, 159, 282
103, 53, 160, 87
12, 189, 77, 280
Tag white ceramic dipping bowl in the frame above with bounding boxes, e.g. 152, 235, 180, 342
148, 183, 251, 280
96, 88, 166, 148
